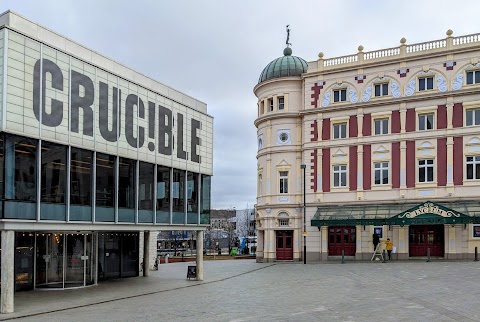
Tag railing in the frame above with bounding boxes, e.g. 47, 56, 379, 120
323, 54, 358, 67
453, 33, 480, 45
316, 31, 480, 70
406, 39, 446, 53
364, 47, 400, 60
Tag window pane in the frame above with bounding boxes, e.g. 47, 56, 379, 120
476, 163, 480, 179
186, 173, 199, 224
427, 166, 434, 182
475, 110, 480, 125
467, 72, 474, 84
341, 89, 346, 101
419, 168, 425, 182
4, 135, 37, 219
375, 120, 380, 135
382, 169, 389, 184
427, 114, 433, 129
200, 175, 211, 224
172, 169, 185, 224
382, 120, 388, 134
334, 91, 339, 102
118, 158, 136, 223
375, 85, 380, 97
476, 71, 480, 84
382, 83, 388, 95
419, 116, 425, 130
334, 125, 339, 138
467, 110, 473, 126
334, 173, 339, 187
156, 166, 171, 223
375, 169, 380, 184
41, 142, 66, 204
138, 162, 154, 211
341, 172, 346, 186
467, 164, 473, 180
419, 78, 425, 90
427, 77, 433, 89
341, 124, 346, 138
95, 153, 115, 222
70, 148, 93, 221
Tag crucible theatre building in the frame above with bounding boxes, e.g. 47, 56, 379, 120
0, 11, 213, 312
254, 28, 480, 262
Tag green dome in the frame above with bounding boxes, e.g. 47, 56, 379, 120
258, 47, 307, 84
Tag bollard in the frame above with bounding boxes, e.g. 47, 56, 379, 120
165, 254, 169, 264
426, 248, 430, 262
341, 250, 345, 264
475, 247, 479, 262
382, 249, 387, 263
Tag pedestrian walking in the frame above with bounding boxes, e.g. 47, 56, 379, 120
385, 238, 393, 260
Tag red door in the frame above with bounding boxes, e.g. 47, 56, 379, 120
409, 225, 444, 257
328, 226, 356, 256
276, 230, 293, 260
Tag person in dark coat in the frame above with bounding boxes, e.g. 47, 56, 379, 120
372, 233, 380, 250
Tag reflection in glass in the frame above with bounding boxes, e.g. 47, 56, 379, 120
41, 142, 67, 220
187, 172, 199, 224
172, 169, 185, 224
96, 153, 115, 222
70, 148, 92, 221
156, 166, 170, 223
119, 158, 135, 222
66, 234, 85, 287
138, 162, 154, 223
4, 135, 37, 219
200, 175, 211, 224
36, 233, 64, 288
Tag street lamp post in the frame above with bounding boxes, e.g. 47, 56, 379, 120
301, 164, 306, 264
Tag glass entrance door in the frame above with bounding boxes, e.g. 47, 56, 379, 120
65, 234, 85, 287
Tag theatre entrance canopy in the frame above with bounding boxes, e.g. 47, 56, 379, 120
311, 201, 480, 227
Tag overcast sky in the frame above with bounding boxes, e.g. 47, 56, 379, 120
2, 0, 479, 210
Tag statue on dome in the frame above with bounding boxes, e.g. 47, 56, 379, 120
286, 25, 291, 47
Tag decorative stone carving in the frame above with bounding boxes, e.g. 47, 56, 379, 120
391, 80, 401, 98
362, 84, 372, 102
349, 87, 358, 103
437, 74, 447, 92
452, 72, 463, 90
321, 92, 331, 107
405, 78, 416, 96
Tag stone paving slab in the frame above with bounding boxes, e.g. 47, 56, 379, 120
2, 260, 480, 321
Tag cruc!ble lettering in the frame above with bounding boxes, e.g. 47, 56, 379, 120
32, 58, 201, 163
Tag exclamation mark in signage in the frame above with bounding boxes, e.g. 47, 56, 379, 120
148, 102, 155, 152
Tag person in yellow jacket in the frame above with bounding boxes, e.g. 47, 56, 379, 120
385, 238, 393, 260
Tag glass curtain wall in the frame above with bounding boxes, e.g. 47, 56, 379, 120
70, 148, 93, 221
95, 153, 115, 222
156, 166, 170, 223
118, 158, 136, 222
201, 175, 211, 224
41, 142, 67, 220
4, 135, 37, 219
187, 172, 199, 224
172, 169, 185, 224
138, 162, 154, 223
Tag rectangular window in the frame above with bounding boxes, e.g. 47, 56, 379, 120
138, 162, 154, 223
374, 162, 389, 185
279, 219, 289, 226
187, 172, 199, 224
70, 148, 93, 221
41, 142, 67, 220
172, 169, 186, 224
156, 166, 171, 223
418, 159, 434, 183
333, 165, 347, 187
466, 156, 480, 180
374, 118, 389, 135
333, 123, 347, 139
418, 113, 434, 131
374, 83, 389, 97
333, 89, 347, 102
466, 108, 480, 126
278, 97, 285, 110
118, 158, 136, 222
95, 153, 115, 222
268, 98, 274, 112
419, 77, 434, 91
279, 171, 288, 194
466, 71, 480, 85
200, 175, 211, 225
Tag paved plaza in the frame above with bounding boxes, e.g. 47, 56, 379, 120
2, 259, 480, 321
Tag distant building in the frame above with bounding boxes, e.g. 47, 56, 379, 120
254, 30, 480, 262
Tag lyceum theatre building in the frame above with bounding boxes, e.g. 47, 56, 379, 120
0, 10, 213, 313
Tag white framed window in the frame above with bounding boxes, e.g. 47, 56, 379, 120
418, 77, 434, 91
374, 118, 389, 135
279, 219, 289, 226
268, 98, 274, 112
333, 89, 347, 102
466, 70, 480, 85
418, 159, 434, 183
333, 165, 347, 187
333, 122, 347, 139
279, 171, 288, 194
374, 162, 389, 185
466, 108, 480, 126
278, 97, 285, 110
466, 156, 480, 180
418, 113, 434, 131
374, 83, 389, 97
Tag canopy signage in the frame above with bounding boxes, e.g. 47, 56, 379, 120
397, 202, 462, 219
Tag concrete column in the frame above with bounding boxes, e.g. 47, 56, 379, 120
143, 231, 150, 277
196, 230, 204, 281
1, 230, 15, 314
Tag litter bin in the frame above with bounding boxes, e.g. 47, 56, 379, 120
230, 247, 237, 256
